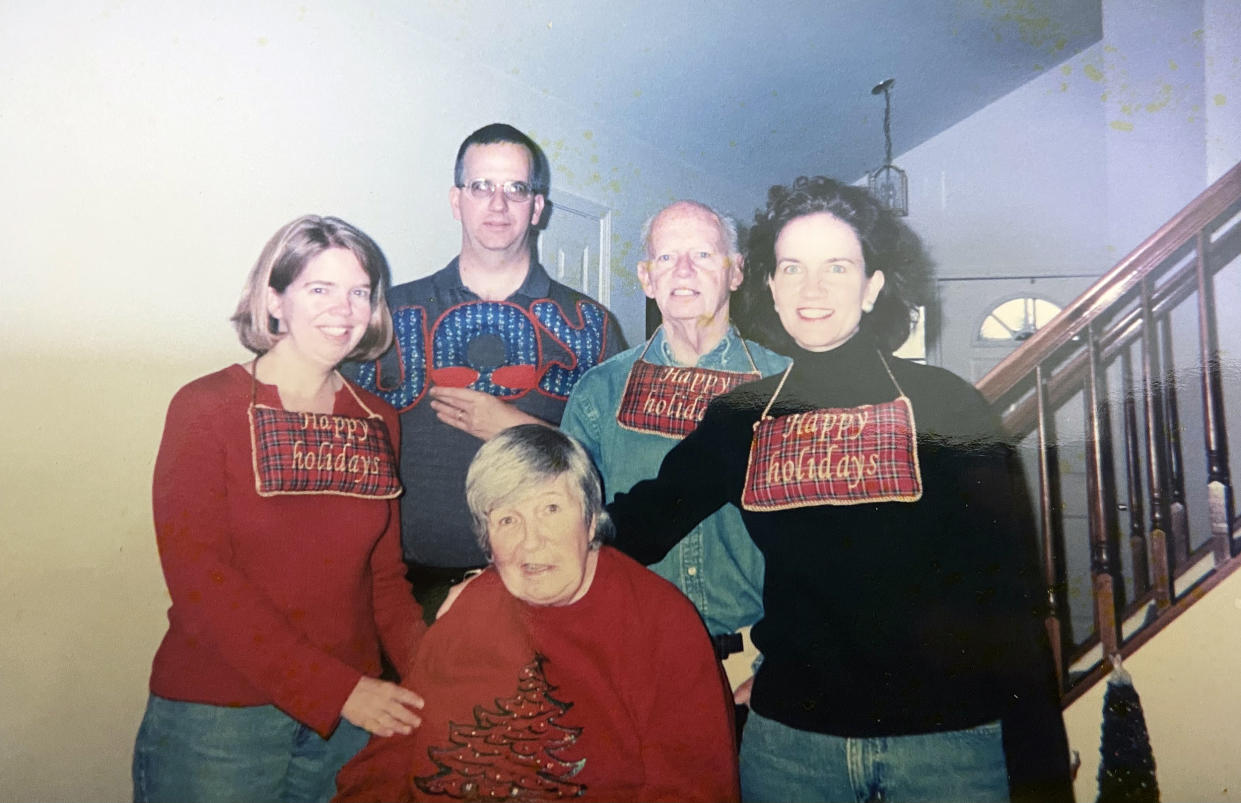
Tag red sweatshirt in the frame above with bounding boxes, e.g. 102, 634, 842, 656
148, 363, 424, 737
335, 548, 739, 802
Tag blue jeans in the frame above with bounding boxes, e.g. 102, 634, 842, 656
740, 709, 1010, 802
132, 694, 370, 803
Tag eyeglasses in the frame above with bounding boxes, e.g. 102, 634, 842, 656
458, 178, 536, 203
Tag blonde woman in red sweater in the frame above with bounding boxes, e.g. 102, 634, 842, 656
132, 216, 426, 803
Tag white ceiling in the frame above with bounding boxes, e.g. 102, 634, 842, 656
415, 0, 1102, 195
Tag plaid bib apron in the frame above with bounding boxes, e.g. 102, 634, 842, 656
616, 334, 761, 439
248, 367, 402, 499
741, 352, 922, 511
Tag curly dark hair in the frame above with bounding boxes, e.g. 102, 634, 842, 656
735, 176, 933, 354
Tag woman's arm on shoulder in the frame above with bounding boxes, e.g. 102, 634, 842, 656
607, 401, 748, 565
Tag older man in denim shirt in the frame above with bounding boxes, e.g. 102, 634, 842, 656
561, 200, 790, 706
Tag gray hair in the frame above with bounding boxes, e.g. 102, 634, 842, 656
639, 200, 740, 260
465, 424, 613, 559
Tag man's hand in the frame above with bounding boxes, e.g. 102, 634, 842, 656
340, 676, 424, 737
428, 386, 542, 440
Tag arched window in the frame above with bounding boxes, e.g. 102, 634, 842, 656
977, 296, 1062, 344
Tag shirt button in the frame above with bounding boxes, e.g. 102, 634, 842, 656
686, 566, 698, 576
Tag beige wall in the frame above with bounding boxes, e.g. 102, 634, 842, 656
2, 352, 234, 801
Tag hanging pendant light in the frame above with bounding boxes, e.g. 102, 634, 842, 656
868, 78, 909, 216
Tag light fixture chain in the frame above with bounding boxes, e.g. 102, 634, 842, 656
868, 77, 908, 216
883, 85, 893, 166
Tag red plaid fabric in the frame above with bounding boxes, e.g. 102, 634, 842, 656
249, 405, 401, 498
616, 359, 760, 439
741, 396, 922, 511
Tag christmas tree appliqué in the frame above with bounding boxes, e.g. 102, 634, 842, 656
415, 654, 587, 801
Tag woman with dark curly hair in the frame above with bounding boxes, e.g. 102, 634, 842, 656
609, 177, 1072, 802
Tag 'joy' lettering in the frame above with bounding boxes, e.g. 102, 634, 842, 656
355, 298, 609, 411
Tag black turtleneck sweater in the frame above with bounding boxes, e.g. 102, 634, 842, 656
609, 333, 1071, 802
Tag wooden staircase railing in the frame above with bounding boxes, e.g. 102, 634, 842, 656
976, 161, 1241, 704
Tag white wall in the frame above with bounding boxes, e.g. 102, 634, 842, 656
1101, 0, 1209, 261
1206, 0, 1241, 182
896, 0, 1237, 280
0, 2, 752, 800
896, 46, 1111, 282
892, 0, 1240, 383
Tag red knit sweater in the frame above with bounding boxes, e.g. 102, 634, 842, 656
148, 364, 424, 737
335, 548, 739, 802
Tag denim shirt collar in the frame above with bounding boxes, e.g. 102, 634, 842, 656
649, 324, 747, 370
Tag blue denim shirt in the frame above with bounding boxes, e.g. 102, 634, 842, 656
562, 327, 791, 636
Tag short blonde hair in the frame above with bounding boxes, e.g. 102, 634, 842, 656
231, 215, 394, 361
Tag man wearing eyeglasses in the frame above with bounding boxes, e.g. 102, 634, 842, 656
350, 123, 626, 619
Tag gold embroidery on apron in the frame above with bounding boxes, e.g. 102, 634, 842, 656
616, 333, 761, 439
741, 352, 922, 510
247, 364, 402, 499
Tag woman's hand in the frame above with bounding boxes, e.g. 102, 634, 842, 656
341, 676, 424, 737
436, 569, 484, 619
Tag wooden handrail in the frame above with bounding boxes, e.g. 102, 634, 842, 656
969, 161, 1241, 704
977, 161, 1241, 406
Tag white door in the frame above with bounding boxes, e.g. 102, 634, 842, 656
536, 191, 611, 306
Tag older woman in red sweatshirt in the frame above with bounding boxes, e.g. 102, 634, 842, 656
335, 424, 739, 803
